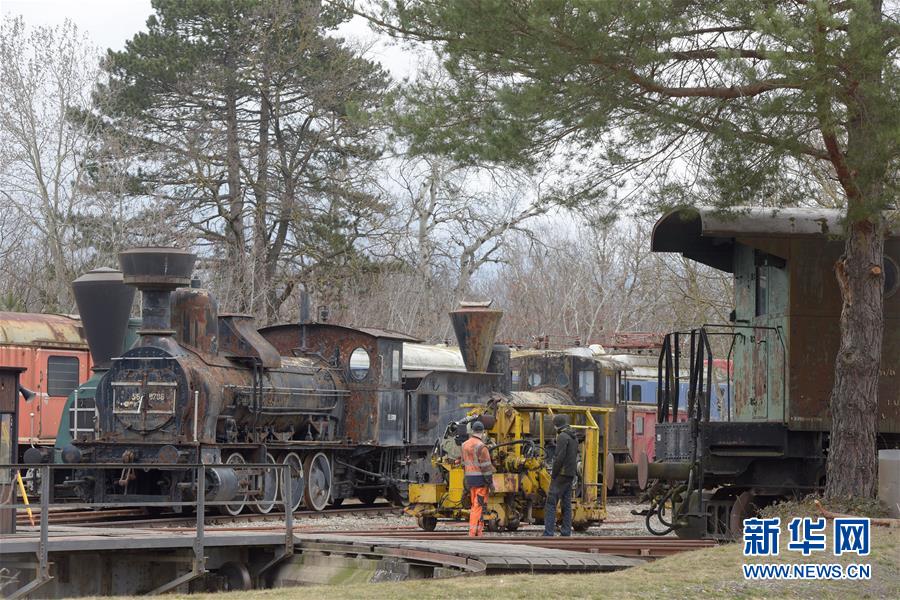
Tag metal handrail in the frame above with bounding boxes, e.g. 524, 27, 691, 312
0, 462, 295, 598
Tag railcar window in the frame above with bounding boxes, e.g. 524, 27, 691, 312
391, 349, 401, 383
556, 371, 569, 387
47, 356, 79, 397
577, 369, 594, 397
511, 370, 520, 386
349, 347, 370, 380
606, 375, 614, 404
528, 372, 542, 387
885, 256, 899, 298
632, 384, 642, 403
635, 415, 644, 435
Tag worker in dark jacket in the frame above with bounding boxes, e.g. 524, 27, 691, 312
543, 414, 578, 536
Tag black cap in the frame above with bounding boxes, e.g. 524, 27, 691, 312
553, 414, 569, 430
471, 421, 485, 433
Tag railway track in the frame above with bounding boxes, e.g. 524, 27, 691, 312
17, 503, 401, 527
106, 517, 713, 559
15, 507, 711, 559
15, 507, 149, 526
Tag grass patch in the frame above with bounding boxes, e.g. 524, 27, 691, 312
760, 494, 892, 522
147, 527, 898, 600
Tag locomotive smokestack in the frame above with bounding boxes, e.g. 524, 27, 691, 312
299, 289, 311, 324
449, 301, 503, 372
118, 247, 196, 336
72, 268, 135, 369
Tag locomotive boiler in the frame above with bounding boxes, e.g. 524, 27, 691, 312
60, 247, 523, 514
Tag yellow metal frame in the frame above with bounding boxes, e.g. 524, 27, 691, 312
407, 401, 613, 531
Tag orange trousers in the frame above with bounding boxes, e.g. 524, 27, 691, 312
469, 486, 489, 537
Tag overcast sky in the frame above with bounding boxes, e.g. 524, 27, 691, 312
2, 0, 417, 78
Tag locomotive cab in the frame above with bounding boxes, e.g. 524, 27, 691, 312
510, 348, 630, 462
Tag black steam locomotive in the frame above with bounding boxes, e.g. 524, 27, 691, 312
58, 247, 562, 514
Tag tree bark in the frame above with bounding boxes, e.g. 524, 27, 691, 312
825, 217, 884, 499
823, 0, 888, 500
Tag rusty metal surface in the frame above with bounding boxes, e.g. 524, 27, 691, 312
652, 207, 900, 435
449, 304, 503, 373
217, 314, 281, 368
0, 343, 91, 445
788, 237, 900, 433
0, 312, 87, 348
118, 247, 195, 289
171, 288, 218, 354
263, 322, 420, 344
261, 322, 386, 444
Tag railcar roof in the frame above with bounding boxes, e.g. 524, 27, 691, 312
402, 342, 467, 372
652, 206, 900, 271
511, 347, 632, 371
261, 322, 422, 342
0, 311, 87, 348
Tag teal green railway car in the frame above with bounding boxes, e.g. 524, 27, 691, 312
613, 207, 900, 540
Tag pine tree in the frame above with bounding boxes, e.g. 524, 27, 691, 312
367, 0, 900, 498
91, 0, 390, 321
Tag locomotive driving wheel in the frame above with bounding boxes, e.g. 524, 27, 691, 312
221, 452, 248, 516
280, 452, 304, 512
303, 452, 333, 512
251, 453, 278, 514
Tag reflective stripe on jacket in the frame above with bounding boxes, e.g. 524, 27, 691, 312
462, 436, 494, 488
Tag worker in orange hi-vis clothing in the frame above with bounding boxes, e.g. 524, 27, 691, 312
461, 420, 495, 537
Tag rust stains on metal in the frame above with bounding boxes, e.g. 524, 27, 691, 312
259, 323, 387, 444
217, 314, 281, 369
449, 301, 503, 373
0, 311, 87, 348
171, 288, 219, 355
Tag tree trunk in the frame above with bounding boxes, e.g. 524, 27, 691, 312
825, 218, 884, 499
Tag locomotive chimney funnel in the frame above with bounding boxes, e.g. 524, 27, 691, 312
449, 301, 503, 373
299, 289, 311, 324
72, 268, 135, 369
118, 247, 196, 336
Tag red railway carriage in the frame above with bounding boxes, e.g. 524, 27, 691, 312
628, 403, 687, 461
0, 312, 92, 451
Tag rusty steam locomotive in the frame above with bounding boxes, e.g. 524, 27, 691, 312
58, 247, 566, 514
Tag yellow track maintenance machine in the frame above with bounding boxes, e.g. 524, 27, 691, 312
406, 395, 613, 532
